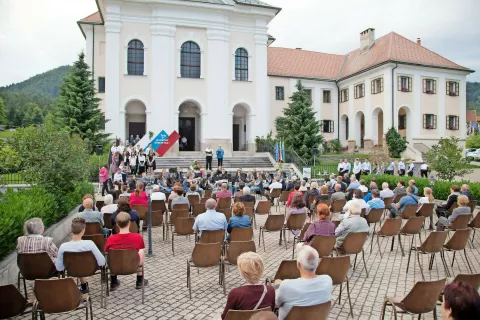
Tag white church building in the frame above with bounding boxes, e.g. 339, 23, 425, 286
78, 0, 473, 159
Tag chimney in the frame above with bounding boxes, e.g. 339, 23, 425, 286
416, 38, 421, 46
360, 28, 375, 49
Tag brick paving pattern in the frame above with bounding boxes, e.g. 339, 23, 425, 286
13, 202, 480, 319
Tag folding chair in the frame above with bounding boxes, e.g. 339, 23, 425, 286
258, 214, 285, 251
172, 217, 195, 256
443, 229, 473, 274
373, 218, 404, 258
287, 301, 331, 320
0, 284, 33, 319
187, 243, 224, 299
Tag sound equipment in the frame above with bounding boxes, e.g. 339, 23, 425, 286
96, 145, 104, 155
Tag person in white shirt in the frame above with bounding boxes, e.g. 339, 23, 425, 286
342, 189, 368, 219
269, 177, 283, 190
407, 161, 415, 177
380, 182, 394, 200
337, 160, 345, 176
353, 159, 362, 180
129, 151, 138, 176
420, 163, 429, 178
137, 152, 146, 175
343, 159, 351, 175
361, 159, 371, 175
358, 180, 368, 193
274, 246, 332, 320
117, 141, 125, 155
113, 169, 123, 188
398, 160, 406, 176
101, 194, 118, 214
110, 143, 117, 154
386, 161, 395, 175
150, 185, 166, 201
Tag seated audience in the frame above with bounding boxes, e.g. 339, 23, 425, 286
17, 218, 58, 263
389, 186, 418, 218
239, 186, 256, 204
314, 185, 330, 205
233, 182, 245, 198
393, 181, 407, 197
113, 169, 123, 188
304, 182, 320, 206
436, 195, 471, 231
417, 187, 435, 230
221, 252, 275, 319
408, 180, 419, 195
78, 194, 98, 212
299, 203, 335, 249
343, 189, 368, 218
358, 180, 368, 193
335, 202, 369, 248
101, 194, 118, 214
285, 194, 308, 225
150, 185, 166, 201
299, 180, 308, 192
347, 175, 360, 191
250, 173, 265, 195
105, 211, 148, 290
286, 183, 302, 208
380, 182, 394, 200
227, 202, 252, 238
111, 198, 140, 233
216, 183, 232, 205
330, 184, 346, 202
129, 182, 148, 208
172, 187, 191, 209
366, 189, 385, 214
460, 184, 473, 201
119, 185, 131, 198
337, 176, 347, 192
442, 281, 480, 319
363, 182, 378, 202
186, 184, 201, 202
168, 185, 180, 201
55, 218, 105, 293
77, 198, 109, 235
193, 199, 228, 236
274, 246, 332, 320
128, 175, 136, 191
436, 185, 460, 217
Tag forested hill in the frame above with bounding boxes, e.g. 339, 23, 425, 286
0, 65, 71, 98
467, 82, 480, 110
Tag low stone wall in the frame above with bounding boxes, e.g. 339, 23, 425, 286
0, 205, 80, 286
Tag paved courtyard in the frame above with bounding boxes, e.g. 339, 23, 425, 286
13, 202, 480, 320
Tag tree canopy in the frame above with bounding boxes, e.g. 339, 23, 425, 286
426, 136, 472, 181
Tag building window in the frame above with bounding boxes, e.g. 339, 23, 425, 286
446, 115, 459, 130
340, 88, 349, 103
235, 48, 248, 81
398, 76, 412, 92
423, 79, 436, 94
127, 40, 144, 75
371, 78, 383, 94
354, 83, 365, 99
304, 89, 313, 101
98, 77, 105, 93
275, 86, 284, 100
446, 81, 459, 96
398, 115, 406, 130
181, 41, 201, 78
321, 120, 334, 133
323, 90, 331, 103
423, 114, 437, 129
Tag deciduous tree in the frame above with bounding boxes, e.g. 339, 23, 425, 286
426, 136, 472, 181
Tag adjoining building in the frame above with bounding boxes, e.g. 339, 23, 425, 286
78, 0, 473, 159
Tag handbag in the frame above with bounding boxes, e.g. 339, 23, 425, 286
253, 285, 268, 311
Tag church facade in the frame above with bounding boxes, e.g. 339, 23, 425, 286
78, 0, 473, 159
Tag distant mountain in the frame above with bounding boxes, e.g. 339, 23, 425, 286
0, 65, 71, 98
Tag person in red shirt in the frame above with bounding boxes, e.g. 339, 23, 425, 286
215, 183, 232, 206
129, 181, 148, 208
105, 211, 148, 290
286, 183, 303, 207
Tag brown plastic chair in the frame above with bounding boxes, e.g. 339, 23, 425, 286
103, 213, 113, 229
199, 230, 225, 244
283, 213, 307, 250
82, 234, 106, 253
230, 227, 254, 242
443, 229, 473, 273
393, 193, 405, 203
105, 248, 144, 306
452, 273, 480, 290
258, 214, 285, 251
192, 202, 206, 217
143, 209, 165, 240
253, 201, 272, 228
279, 191, 290, 213
417, 203, 434, 230
217, 207, 232, 222
468, 212, 480, 247
399, 216, 425, 259
172, 217, 195, 256
373, 218, 404, 258
291, 223, 311, 258
447, 202, 459, 215
224, 240, 256, 266
307, 194, 316, 207
151, 200, 166, 213
131, 204, 147, 220
17, 252, 62, 299
84, 222, 102, 236
187, 242, 224, 299
269, 260, 300, 282
33, 278, 93, 320
367, 208, 384, 252
315, 256, 353, 317
187, 194, 200, 207
243, 206, 254, 221
400, 205, 417, 219
172, 202, 189, 211
170, 209, 189, 228
383, 197, 393, 214
380, 278, 445, 320
204, 190, 213, 198
268, 188, 282, 211
217, 197, 231, 210
240, 201, 255, 209
335, 232, 369, 278
448, 214, 472, 231
406, 231, 450, 280
330, 199, 346, 214
0, 284, 33, 319
468, 200, 477, 214
224, 307, 271, 320
287, 301, 331, 320
310, 236, 336, 258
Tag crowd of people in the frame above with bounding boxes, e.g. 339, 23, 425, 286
337, 158, 430, 178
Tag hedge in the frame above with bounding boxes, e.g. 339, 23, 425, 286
361, 175, 480, 201
0, 181, 93, 260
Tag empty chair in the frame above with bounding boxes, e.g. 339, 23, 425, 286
310, 236, 336, 258
372, 218, 404, 258
103, 213, 113, 229
366, 208, 384, 234
393, 193, 405, 203
380, 278, 446, 319
258, 214, 285, 251
330, 199, 346, 220
151, 199, 166, 213
417, 203, 435, 231
406, 231, 450, 280
187, 194, 200, 207
131, 204, 147, 221
399, 216, 425, 258
172, 217, 195, 256
268, 260, 300, 282
468, 200, 477, 215
169, 209, 189, 229
204, 190, 213, 198
33, 278, 93, 320
335, 232, 369, 278
400, 205, 417, 219
443, 229, 473, 274
291, 223, 311, 258
268, 188, 282, 211
230, 227, 254, 242
187, 242, 224, 299
0, 284, 32, 319
278, 191, 290, 213
451, 273, 480, 291
253, 201, 272, 228
192, 202, 206, 217
283, 213, 306, 249
286, 301, 331, 320
383, 197, 394, 217
17, 252, 62, 299
217, 207, 232, 222
468, 213, 480, 247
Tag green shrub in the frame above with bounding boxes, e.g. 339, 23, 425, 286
385, 127, 407, 158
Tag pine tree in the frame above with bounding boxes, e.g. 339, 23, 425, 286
23, 102, 44, 126
275, 80, 324, 163
0, 97, 6, 125
56, 52, 108, 152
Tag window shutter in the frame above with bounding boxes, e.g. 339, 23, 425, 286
434, 115, 437, 129
346, 89, 349, 101
331, 121, 334, 133
433, 80, 437, 94
423, 114, 426, 129
398, 77, 401, 91
408, 77, 412, 92
354, 86, 357, 99
371, 80, 374, 94
456, 83, 459, 96
362, 84, 365, 97
423, 79, 426, 93
456, 116, 459, 129
446, 82, 449, 95
446, 116, 449, 130
380, 78, 384, 92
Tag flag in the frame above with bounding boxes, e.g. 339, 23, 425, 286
275, 141, 279, 162
281, 141, 285, 162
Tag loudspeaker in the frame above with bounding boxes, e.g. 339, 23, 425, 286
312, 148, 319, 155
96, 145, 103, 156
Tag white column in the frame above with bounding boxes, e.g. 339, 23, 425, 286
437, 76, 446, 138
150, 24, 176, 134
413, 73, 422, 139
383, 66, 393, 135
348, 84, 355, 143
333, 87, 339, 140
364, 80, 372, 140
206, 28, 230, 140
105, 19, 121, 139
254, 29, 270, 138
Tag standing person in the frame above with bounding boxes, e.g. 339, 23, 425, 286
420, 162, 429, 178
110, 152, 120, 178
343, 159, 351, 175
386, 161, 395, 175
134, 135, 140, 144
407, 161, 415, 177
117, 141, 125, 160
129, 134, 134, 144
353, 159, 361, 181
205, 145, 213, 170
129, 150, 138, 176
216, 145, 224, 167
137, 151, 146, 175
147, 150, 156, 175
337, 159, 345, 176
99, 164, 110, 196
398, 159, 406, 176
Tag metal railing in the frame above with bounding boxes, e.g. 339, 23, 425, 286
0, 169, 25, 185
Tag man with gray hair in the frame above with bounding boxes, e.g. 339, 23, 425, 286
273, 246, 332, 320
461, 184, 473, 200
335, 201, 369, 248
330, 184, 346, 202
77, 198, 109, 235
193, 198, 227, 236
17, 218, 58, 264
239, 186, 256, 204
150, 184, 166, 201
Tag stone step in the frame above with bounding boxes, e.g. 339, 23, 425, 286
154, 155, 274, 170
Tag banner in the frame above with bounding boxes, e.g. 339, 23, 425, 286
303, 168, 311, 179
146, 130, 169, 152
156, 130, 181, 157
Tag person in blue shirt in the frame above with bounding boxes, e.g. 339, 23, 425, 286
386, 161, 395, 175
216, 145, 224, 168
366, 189, 385, 214
193, 199, 228, 237
347, 175, 360, 191
408, 180, 419, 195
227, 202, 251, 239
389, 186, 418, 218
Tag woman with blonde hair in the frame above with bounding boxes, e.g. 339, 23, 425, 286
221, 252, 275, 319
227, 202, 251, 238
417, 187, 435, 230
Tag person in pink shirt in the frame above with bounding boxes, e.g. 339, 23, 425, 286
129, 181, 148, 208
216, 183, 232, 206
286, 183, 303, 208
99, 164, 110, 196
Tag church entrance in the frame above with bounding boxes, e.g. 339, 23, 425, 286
179, 117, 195, 151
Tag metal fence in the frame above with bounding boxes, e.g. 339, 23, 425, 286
0, 169, 26, 185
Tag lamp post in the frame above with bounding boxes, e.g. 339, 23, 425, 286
145, 184, 153, 257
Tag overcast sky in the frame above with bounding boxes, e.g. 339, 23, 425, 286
0, 0, 479, 87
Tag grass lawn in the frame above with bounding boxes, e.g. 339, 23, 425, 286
0, 130, 15, 138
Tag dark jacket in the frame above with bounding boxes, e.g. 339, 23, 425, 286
239, 194, 256, 204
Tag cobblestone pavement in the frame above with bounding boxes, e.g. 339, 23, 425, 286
13, 202, 480, 320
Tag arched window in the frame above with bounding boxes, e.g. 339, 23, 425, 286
127, 40, 144, 75
235, 48, 248, 81
181, 41, 201, 78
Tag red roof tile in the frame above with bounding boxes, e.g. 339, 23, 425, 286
79, 11, 102, 23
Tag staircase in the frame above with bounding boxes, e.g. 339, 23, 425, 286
413, 143, 430, 162
155, 153, 275, 171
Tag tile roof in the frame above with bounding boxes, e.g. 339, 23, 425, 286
268, 47, 346, 80
79, 11, 102, 23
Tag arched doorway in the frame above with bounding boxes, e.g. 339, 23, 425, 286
125, 100, 146, 140
178, 100, 201, 151
355, 111, 365, 148
340, 114, 349, 146
232, 103, 249, 151
372, 108, 384, 146
398, 106, 411, 140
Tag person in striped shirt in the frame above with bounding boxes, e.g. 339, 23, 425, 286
17, 218, 58, 263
